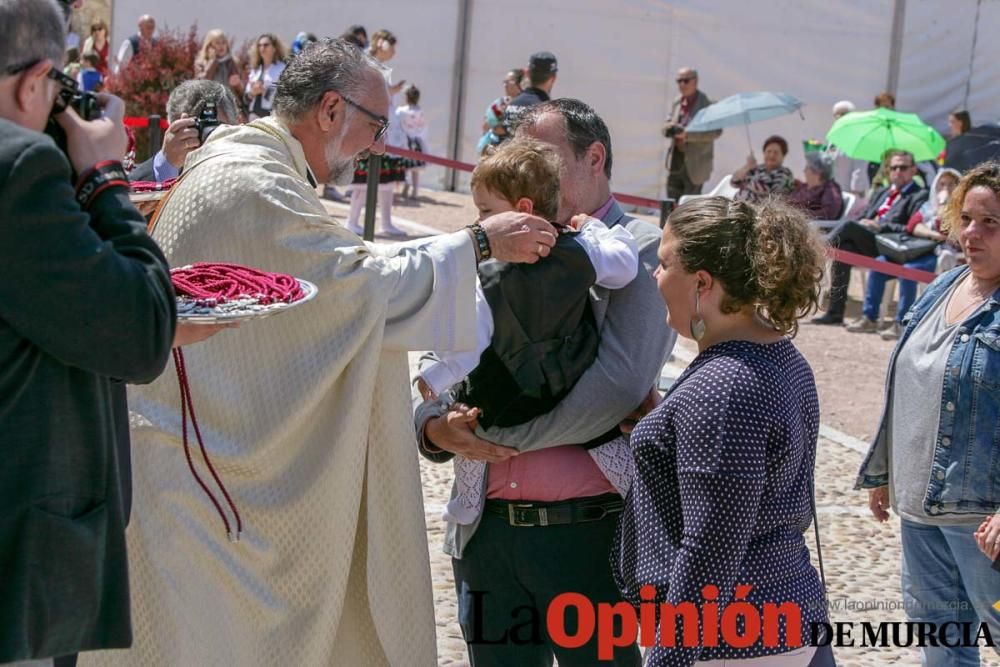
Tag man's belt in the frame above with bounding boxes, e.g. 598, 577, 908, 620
484, 494, 623, 527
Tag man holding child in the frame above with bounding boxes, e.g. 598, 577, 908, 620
416, 98, 675, 665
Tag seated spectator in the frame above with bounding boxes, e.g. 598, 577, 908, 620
789, 151, 844, 220
731, 134, 795, 202
129, 79, 239, 183
814, 149, 928, 324
847, 168, 961, 338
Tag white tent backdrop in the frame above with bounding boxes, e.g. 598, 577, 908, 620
111, 0, 998, 202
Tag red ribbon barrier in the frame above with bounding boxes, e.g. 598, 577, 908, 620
385, 144, 664, 209
827, 248, 938, 284
124, 116, 169, 130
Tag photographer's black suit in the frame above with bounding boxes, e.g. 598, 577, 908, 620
0, 119, 176, 662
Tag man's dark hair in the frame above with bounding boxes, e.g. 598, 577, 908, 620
874, 91, 895, 109
405, 85, 419, 106
886, 149, 915, 166
528, 69, 555, 88
0, 0, 65, 73
515, 98, 613, 180
340, 31, 364, 49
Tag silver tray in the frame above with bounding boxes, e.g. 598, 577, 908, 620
176, 279, 319, 324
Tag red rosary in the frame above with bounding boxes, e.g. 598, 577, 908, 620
172, 262, 304, 307
170, 262, 307, 541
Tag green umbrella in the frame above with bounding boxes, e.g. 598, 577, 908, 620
825, 107, 945, 162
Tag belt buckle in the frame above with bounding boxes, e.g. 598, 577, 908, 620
508, 503, 547, 527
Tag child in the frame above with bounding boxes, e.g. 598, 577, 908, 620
417, 138, 638, 523
77, 51, 103, 92
395, 85, 428, 200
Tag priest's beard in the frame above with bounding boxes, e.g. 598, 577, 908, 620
325, 114, 357, 186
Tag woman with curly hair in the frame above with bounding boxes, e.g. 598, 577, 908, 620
613, 197, 831, 665
244, 33, 287, 120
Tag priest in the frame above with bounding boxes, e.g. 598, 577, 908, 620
81, 39, 554, 667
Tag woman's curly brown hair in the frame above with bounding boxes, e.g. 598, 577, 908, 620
941, 161, 1000, 241
667, 196, 826, 336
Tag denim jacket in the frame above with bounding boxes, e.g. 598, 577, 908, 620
856, 266, 1000, 517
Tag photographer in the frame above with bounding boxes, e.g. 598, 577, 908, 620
663, 67, 721, 201
130, 79, 239, 182
0, 0, 176, 664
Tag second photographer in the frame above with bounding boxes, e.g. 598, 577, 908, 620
129, 79, 239, 183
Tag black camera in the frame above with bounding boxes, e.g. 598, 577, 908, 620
45, 68, 100, 166
663, 124, 682, 139
193, 101, 220, 144
51, 67, 99, 120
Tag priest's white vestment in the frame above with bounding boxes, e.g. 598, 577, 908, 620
81, 117, 476, 666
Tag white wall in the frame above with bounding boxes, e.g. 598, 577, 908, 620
111, 0, 996, 201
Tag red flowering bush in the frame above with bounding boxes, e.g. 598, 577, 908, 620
105, 24, 199, 159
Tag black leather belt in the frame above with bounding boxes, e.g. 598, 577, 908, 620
484, 495, 624, 527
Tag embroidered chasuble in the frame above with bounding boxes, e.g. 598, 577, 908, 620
80, 117, 476, 666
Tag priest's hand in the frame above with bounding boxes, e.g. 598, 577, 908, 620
424, 403, 519, 463
480, 212, 557, 264
172, 322, 238, 348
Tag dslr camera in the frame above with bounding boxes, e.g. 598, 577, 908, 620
193, 101, 221, 144
50, 67, 99, 121
45, 67, 99, 163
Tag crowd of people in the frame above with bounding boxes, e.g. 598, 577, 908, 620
3, 1, 1000, 666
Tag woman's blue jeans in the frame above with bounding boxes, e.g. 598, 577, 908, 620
900, 518, 1000, 666
862, 253, 938, 322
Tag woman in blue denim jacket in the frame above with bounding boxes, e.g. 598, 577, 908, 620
856, 163, 1000, 667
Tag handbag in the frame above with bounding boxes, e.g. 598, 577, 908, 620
874, 232, 937, 264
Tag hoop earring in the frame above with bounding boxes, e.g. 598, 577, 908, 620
691, 289, 706, 341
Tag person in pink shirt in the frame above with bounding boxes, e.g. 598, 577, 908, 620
415, 99, 675, 666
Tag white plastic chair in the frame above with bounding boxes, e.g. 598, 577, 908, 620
811, 191, 855, 233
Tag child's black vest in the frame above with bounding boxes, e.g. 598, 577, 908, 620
454, 232, 599, 429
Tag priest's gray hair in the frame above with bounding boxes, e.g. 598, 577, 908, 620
0, 0, 65, 73
273, 38, 387, 123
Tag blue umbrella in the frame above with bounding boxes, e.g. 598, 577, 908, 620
685, 91, 805, 154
